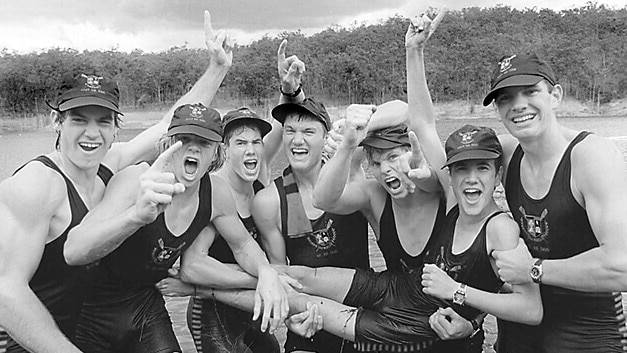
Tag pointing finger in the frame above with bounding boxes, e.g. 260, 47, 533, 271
204, 10, 215, 41
277, 39, 287, 61
151, 141, 182, 172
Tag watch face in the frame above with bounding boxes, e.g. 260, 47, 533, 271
531, 267, 540, 278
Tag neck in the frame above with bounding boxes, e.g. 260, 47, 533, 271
216, 166, 254, 198
456, 202, 500, 227
516, 120, 569, 163
52, 151, 99, 189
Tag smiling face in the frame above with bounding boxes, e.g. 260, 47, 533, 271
449, 159, 501, 217
367, 146, 411, 199
225, 125, 264, 182
56, 105, 118, 170
168, 134, 219, 187
494, 80, 561, 140
282, 113, 326, 172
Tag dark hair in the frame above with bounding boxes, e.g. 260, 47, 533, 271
52, 109, 122, 150
223, 120, 263, 146
282, 111, 328, 132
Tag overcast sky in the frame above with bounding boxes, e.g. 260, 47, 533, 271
1, 0, 624, 54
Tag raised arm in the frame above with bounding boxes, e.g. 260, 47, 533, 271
0, 168, 81, 352
65, 143, 184, 265
210, 175, 289, 332
405, 11, 450, 197
313, 105, 374, 214
105, 10, 233, 171
423, 214, 543, 325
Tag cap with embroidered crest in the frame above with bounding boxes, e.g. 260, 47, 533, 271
48, 73, 122, 114
271, 98, 331, 131
222, 107, 272, 139
482, 53, 557, 106
444, 125, 502, 168
167, 103, 223, 142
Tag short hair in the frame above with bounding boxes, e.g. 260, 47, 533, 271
223, 120, 263, 146
363, 145, 410, 165
156, 134, 225, 174
282, 111, 328, 133
447, 156, 503, 175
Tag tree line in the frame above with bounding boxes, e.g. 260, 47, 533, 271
0, 3, 625, 117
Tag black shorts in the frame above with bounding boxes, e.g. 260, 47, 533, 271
343, 268, 442, 349
187, 297, 280, 353
285, 330, 359, 353
75, 286, 180, 353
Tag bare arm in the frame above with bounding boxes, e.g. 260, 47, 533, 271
65, 143, 184, 265
423, 214, 543, 325
253, 186, 289, 264
179, 223, 257, 289
541, 137, 627, 291
105, 10, 232, 171
0, 166, 81, 352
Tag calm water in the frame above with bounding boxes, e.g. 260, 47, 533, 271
0, 115, 625, 352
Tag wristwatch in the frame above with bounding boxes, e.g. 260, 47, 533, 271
280, 84, 302, 97
530, 258, 544, 284
452, 283, 467, 305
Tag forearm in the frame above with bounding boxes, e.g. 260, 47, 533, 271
0, 285, 81, 352
65, 206, 143, 265
406, 47, 436, 129
464, 285, 542, 325
232, 237, 273, 277
313, 145, 354, 209
542, 247, 627, 291
180, 256, 257, 289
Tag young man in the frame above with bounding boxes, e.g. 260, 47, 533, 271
250, 96, 371, 353
65, 103, 288, 353
482, 53, 627, 352
0, 10, 231, 353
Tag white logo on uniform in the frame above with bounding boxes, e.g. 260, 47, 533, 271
518, 207, 549, 242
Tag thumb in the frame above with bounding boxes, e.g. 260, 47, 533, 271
408, 131, 421, 156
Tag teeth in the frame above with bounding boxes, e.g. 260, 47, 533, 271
79, 142, 101, 151
244, 160, 257, 170
513, 114, 534, 123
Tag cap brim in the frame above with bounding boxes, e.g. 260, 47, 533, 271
224, 117, 272, 138
443, 150, 501, 168
167, 125, 222, 142
359, 136, 410, 149
58, 96, 123, 115
271, 103, 330, 131
482, 75, 545, 106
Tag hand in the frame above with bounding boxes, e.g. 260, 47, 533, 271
391, 131, 431, 193
422, 263, 459, 300
277, 39, 305, 94
342, 104, 376, 149
429, 307, 475, 340
279, 273, 303, 293
155, 277, 195, 297
492, 238, 535, 284
204, 10, 234, 67
322, 119, 345, 161
135, 141, 185, 225
405, 9, 447, 49
284, 302, 323, 338
253, 266, 289, 334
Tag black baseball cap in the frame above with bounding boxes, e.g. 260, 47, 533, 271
360, 124, 411, 149
271, 98, 332, 131
444, 125, 502, 168
167, 103, 223, 142
222, 107, 272, 139
482, 53, 557, 106
48, 73, 123, 114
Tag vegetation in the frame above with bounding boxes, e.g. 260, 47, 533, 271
0, 4, 625, 118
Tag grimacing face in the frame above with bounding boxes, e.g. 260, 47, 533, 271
367, 145, 411, 199
282, 113, 327, 172
170, 134, 219, 187
225, 125, 264, 182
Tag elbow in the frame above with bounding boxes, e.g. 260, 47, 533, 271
525, 306, 543, 326
179, 262, 201, 284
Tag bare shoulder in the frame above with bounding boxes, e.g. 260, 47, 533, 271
572, 133, 624, 166
487, 212, 520, 251
0, 161, 66, 213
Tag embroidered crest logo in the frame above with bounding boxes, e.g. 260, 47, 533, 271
81, 74, 103, 89
459, 130, 478, 145
152, 238, 186, 263
518, 207, 549, 242
307, 219, 337, 251
499, 55, 516, 73
190, 104, 206, 119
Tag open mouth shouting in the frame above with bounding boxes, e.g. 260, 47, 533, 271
385, 176, 402, 191
243, 158, 258, 171
183, 156, 199, 179
290, 147, 309, 159
78, 141, 102, 152
462, 187, 482, 204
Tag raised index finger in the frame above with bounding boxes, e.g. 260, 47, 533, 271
204, 10, 215, 41
277, 39, 287, 61
151, 141, 182, 172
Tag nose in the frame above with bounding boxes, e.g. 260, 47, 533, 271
292, 131, 304, 144
465, 169, 479, 183
84, 120, 100, 138
380, 160, 392, 174
511, 92, 528, 112
244, 142, 255, 154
